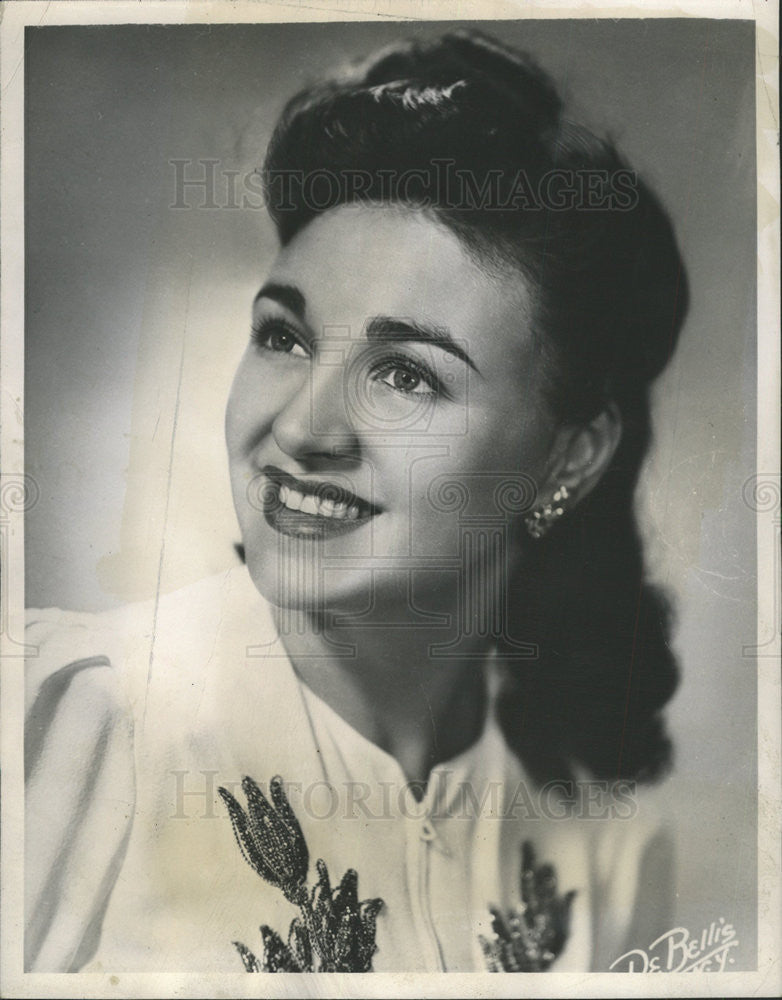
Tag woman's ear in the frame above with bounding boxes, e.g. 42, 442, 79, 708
545, 403, 623, 505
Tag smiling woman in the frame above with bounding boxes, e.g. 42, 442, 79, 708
24, 25, 729, 978
226, 204, 564, 621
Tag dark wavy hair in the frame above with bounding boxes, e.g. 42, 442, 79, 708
260, 29, 688, 785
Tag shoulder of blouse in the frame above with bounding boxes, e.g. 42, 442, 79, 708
23, 568, 255, 972
25, 606, 138, 971
25, 567, 261, 707
570, 762, 676, 970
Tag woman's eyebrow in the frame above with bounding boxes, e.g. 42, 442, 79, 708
253, 282, 307, 321
251, 292, 480, 373
366, 316, 480, 373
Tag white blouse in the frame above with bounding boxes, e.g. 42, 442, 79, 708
25, 567, 673, 973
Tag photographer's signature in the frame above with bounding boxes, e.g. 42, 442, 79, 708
610, 918, 738, 972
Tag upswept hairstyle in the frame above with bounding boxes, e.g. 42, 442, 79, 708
261, 30, 688, 785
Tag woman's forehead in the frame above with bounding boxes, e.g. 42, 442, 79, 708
264, 204, 536, 359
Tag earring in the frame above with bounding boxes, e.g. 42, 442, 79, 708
524, 485, 570, 539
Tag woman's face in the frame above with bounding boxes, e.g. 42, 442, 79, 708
226, 204, 559, 613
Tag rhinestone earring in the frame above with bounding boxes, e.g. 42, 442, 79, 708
525, 485, 570, 539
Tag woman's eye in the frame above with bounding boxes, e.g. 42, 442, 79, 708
252, 320, 308, 358
376, 362, 437, 396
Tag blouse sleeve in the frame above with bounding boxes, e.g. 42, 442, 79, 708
25, 612, 136, 972
589, 807, 676, 971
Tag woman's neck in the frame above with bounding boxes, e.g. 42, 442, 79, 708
272, 601, 491, 788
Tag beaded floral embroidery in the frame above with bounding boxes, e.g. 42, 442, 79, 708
479, 840, 576, 972
219, 775, 384, 972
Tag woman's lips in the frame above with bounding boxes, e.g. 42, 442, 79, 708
261, 465, 378, 539
278, 482, 365, 520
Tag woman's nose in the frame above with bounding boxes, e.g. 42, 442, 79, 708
272, 359, 359, 461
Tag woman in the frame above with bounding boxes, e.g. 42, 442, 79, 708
25, 29, 687, 973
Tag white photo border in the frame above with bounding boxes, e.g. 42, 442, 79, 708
1, 1, 779, 997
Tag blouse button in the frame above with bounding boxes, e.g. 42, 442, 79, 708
420, 819, 436, 841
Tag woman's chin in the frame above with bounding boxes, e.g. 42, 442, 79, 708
244, 554, 373, 616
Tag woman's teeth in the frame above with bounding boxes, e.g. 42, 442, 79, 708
279, 484, 362, 520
